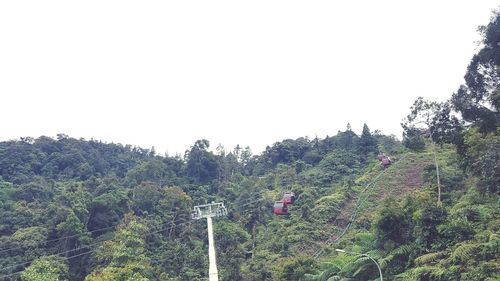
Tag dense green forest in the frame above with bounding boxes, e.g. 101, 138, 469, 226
0, 11, 498, 281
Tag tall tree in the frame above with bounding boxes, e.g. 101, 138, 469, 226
402, 97, 462, 204
85, 214, 151, 281
240, 146, 252, 172
359, 124, 377, 159
185, 140, 219, 185
451, 11, 499, 134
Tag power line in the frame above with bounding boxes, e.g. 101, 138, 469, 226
0, 249, 96, 280
1, 202, 271, 279
0, 218, 194, 279
0, 215, 192, 272
226, 189, 268, 206
3, 154, 410, 274
311, 154, 412, 258
0, 179, 272, 254
0, 186, 266, 255
0, 223, 118, 255
0, 238, 103, 273
0, 182, 293, 279
0, 219, 191, 271
0, 185, 269, 261
0, 217, 193, 278
290, 154, 411, 256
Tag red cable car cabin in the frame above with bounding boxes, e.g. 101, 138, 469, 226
282, 191, 296, 205
273, 201, 288, 215
381, 157, 391, 167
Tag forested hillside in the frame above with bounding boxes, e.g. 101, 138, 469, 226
0, 10, 498, 281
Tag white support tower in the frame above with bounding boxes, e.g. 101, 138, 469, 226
192, 202, 227, 281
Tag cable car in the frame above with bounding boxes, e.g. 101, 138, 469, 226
381, 157, 391, 168
273, 201, 288, 215
282, 191, 296, 205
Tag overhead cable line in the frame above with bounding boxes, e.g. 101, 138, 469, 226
0, 191, 268, 279
0, 223, 118, 255
0, 218, 194, 279
310, 154, 412, 258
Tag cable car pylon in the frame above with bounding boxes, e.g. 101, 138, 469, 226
191, 202, 227, 281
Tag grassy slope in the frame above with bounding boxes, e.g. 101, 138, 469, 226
310, 151, 435, 257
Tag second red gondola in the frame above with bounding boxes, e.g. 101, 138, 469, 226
273, 201, 288, 215
282, 191, 296, 205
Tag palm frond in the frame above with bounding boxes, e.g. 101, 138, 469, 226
414, 251, 446, 266
450, 242, 478, 263
378, 254, 394, 269
391, 244, 416, 256
395, 265, 447, 281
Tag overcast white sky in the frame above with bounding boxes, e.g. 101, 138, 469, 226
0, 1, 498, 155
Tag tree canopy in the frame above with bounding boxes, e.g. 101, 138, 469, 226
0, 10, 499, 281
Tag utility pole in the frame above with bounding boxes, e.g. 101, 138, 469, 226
192, 202, 228, 281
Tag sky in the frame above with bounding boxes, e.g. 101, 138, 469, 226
0, 1, 498, 156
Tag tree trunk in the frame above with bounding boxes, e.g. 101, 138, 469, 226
432, 142, 441, 205
428, 125, 442, 205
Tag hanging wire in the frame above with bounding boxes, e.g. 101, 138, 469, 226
0, 223, 118, 255
0, 217, 194, 279
0, 186, 270, 256
0, 154, 416, 278
310, 154, 412, 258
0, 186, 273, 279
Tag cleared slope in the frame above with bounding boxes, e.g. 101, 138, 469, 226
310, 152, 435, 257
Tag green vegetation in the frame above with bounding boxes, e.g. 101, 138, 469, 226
0, 10, 498, 281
